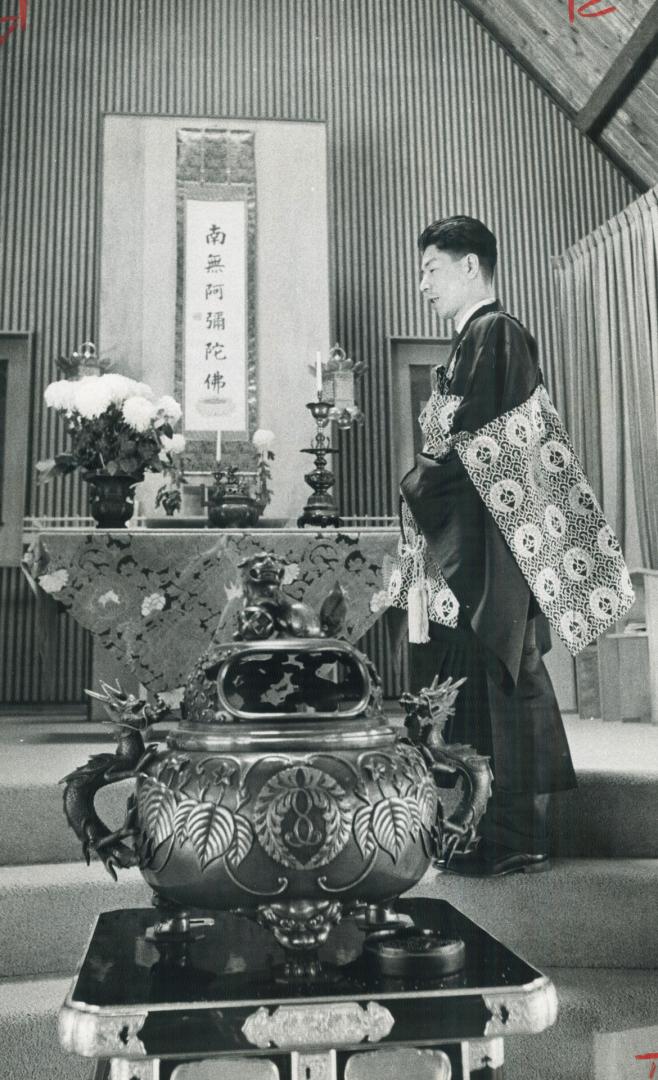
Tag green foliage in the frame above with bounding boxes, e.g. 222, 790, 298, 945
155, 485, 183, 516
45, 404, 171, 481
256, 450, 274, 509
155, 455, 187, 517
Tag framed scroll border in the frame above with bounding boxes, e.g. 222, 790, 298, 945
175, 129, 257, 470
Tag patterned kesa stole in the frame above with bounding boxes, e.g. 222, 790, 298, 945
388, 379, 634, 653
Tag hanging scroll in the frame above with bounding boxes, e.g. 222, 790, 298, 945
183, 200, 247, 432
176, 129, 257, 467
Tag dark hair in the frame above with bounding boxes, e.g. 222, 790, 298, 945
418, 215, 497, 279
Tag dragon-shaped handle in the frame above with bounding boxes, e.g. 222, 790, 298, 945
60, 683, 165, 880
401, 676, 494, 864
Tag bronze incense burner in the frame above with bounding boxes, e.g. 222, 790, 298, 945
62, 553, 492, 961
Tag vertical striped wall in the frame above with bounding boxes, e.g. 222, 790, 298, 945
0, 572, 92, 704
0, 0, 636, 703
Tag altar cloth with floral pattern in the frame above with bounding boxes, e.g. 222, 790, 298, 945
25, 528, 399, 692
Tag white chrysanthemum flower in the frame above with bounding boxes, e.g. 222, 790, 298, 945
44, 380, 78, 412
133, 381, 155, 400
74, 376, 118, 418
38, 568, 69, 594
160, 432, 186, 454
98, 373, 145, 404
154, 395, 182, 423
252, 428, 275, 452
122, 395, 156, 432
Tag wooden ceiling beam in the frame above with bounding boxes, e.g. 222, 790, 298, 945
576, 1, 658, 136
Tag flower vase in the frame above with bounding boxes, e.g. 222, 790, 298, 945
84, 474, 139, 529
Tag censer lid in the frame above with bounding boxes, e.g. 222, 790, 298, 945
181, 554, 385, 728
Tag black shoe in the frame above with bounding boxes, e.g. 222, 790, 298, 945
438, 846, 551, 878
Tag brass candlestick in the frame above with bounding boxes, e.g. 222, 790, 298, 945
297, 396, 341, 528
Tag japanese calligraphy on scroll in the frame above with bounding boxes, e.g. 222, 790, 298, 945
175, 128, 257, 467
183, 200, 247, 432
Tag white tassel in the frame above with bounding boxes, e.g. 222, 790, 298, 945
408, 579, 430, 643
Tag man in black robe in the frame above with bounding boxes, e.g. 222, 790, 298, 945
397, 216, 578, 876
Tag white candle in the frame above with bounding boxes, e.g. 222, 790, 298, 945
216, 428, 222, 462
315, 350, 323, 396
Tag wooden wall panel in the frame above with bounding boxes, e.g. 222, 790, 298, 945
0, 0, 636, 702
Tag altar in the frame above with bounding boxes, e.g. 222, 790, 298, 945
24, 526, 400, 695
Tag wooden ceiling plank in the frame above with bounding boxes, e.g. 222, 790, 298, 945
456, 0, 649, 191
455, 0, 576, 115
456, 0, 633, 112
576, 0, 658, 135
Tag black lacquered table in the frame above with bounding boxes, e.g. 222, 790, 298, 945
58, 899, 557, 1080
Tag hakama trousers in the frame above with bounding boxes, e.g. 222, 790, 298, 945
409, 617, 576, 855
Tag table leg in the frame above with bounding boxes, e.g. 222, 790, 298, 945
290, 1050, 338, 1080
464, 1038, 504, 1078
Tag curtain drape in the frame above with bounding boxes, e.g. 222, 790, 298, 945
551, 186, 658, 568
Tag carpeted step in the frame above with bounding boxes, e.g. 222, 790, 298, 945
0, 718, 152, 867
506, 968, 658, 1080
1, 857, 656, 979
550, 772, 658, 858
0, 974, 91, 1080
408, 858, 658, 970
550, 717, 658, 858
0, 774, 134, 866
0, 967, 656, 1080
0, 862, 151, 978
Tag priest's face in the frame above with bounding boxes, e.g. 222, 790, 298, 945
419, 244, 472, 320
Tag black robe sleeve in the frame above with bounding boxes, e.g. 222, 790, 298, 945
450, 312, 541, 431
401, 312, 544, 690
